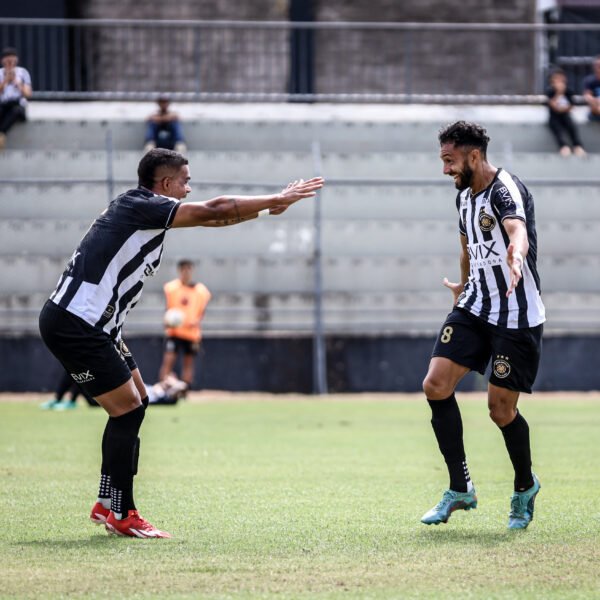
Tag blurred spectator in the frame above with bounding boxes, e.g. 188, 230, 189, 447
546, 69, 586, 157
144, 95, 187, 153
147, 373, 189, 406
0, 47, 32, 150
158, 259, 211, 392
583, 55, 600, 122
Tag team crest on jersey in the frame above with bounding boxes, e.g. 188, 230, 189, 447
478, 207, 496, 232
118, 340, 132, 357
493, 355, 511, 379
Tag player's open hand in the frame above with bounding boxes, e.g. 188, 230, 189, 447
278, 177, 324, 205
506, 243, 524, 298
443, 277, 464, 306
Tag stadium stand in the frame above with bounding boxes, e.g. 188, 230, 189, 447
1, 102, 599, 390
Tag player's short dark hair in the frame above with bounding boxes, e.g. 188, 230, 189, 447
137, 148, 188, 189
1, 47, 18, 59
177, 259, 194, 269
438, 121, 490, 157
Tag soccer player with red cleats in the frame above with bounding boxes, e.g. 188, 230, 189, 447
105, 510, 172, 538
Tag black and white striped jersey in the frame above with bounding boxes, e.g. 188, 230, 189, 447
455, 168, 546, 329
50, 187, 180, 339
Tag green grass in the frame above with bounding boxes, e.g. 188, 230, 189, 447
1, 392, 600, 599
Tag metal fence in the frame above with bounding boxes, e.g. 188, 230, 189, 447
1, 18, 600, 102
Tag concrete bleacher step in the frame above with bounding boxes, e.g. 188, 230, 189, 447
2, 289, 598, 335
2, 247, 597, 300
2, 179, 600, 224
2, 211, 598, 259
4, 149, 600, 184
0, 150, 315, 182
0, 183, 110, 219
8, 115, 600, 153
5, 180, 600, 226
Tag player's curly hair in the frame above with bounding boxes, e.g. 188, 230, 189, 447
438, 121, 490, 157
137, 148, 188, 189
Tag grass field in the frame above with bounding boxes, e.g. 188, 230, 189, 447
1, 392, 599, 599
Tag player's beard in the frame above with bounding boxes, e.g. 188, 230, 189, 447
455, 164, 474, 191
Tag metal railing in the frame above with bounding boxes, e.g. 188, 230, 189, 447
1, 19, 600, 102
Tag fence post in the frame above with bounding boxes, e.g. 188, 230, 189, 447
105, 129, 114, 203
311, 140, 328, 395
404, 29, 413, 101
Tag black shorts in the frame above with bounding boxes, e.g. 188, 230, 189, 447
39, 300, 137, 397
432, 307, 543, 393
164, 336, 200, 356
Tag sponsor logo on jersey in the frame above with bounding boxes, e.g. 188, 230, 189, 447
478, 207, 496, 232
144, 263, 156, 277
468, 240, 503, 268
467, 241, 500, 260
493, 355, 511, 379
102, 304, 115, 319
496, 185, 515, 210
71, 370, 95, 383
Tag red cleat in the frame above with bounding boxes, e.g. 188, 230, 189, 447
90, 501, 110, 524
105, 510, 171, 538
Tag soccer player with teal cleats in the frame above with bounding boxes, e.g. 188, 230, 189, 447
508, 473, 540, 530
421, 488, 478, 525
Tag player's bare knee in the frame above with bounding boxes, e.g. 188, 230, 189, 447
488, 405, 515, 427
422, 375, 451, 400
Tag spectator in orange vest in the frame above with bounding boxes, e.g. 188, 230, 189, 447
158, 259, 211, 392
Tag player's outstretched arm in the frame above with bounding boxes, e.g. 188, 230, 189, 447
171, 177, 324, 228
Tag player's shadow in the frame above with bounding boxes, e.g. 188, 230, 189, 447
415, 528, 513, 546
14, 534, 179, 548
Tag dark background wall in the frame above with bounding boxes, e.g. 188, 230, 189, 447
0, 0, 543, 95
2, 335, 598, 394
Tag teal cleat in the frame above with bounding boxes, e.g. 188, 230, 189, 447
40, 398, 61, 410
53, 401, 78, 411
421, 488, 478, 525
508, 474, 541, 530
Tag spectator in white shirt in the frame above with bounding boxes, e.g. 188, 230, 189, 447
0, 47, 32, 150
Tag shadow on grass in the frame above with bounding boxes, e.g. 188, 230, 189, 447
415, 528, 512, 546
13, 534, 183, 548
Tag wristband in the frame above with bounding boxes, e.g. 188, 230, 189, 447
258, 209, 270, 218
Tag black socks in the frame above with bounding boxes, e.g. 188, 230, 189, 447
428, 396, 534, 494
104, 404, 146, 517
428, 395, 472, 493
500, 411, 534, 492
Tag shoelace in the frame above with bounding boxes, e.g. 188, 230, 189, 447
131, 515, 154, 530
436, 490, 457, 510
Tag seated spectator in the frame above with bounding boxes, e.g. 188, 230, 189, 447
583, 55, 600, 122
0, 47, 32, 150
546, 68, 586, 157
147, 373, 189, 406
143, 94, 187, 153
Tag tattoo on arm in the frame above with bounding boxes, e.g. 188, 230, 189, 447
232, 199, 241, 222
